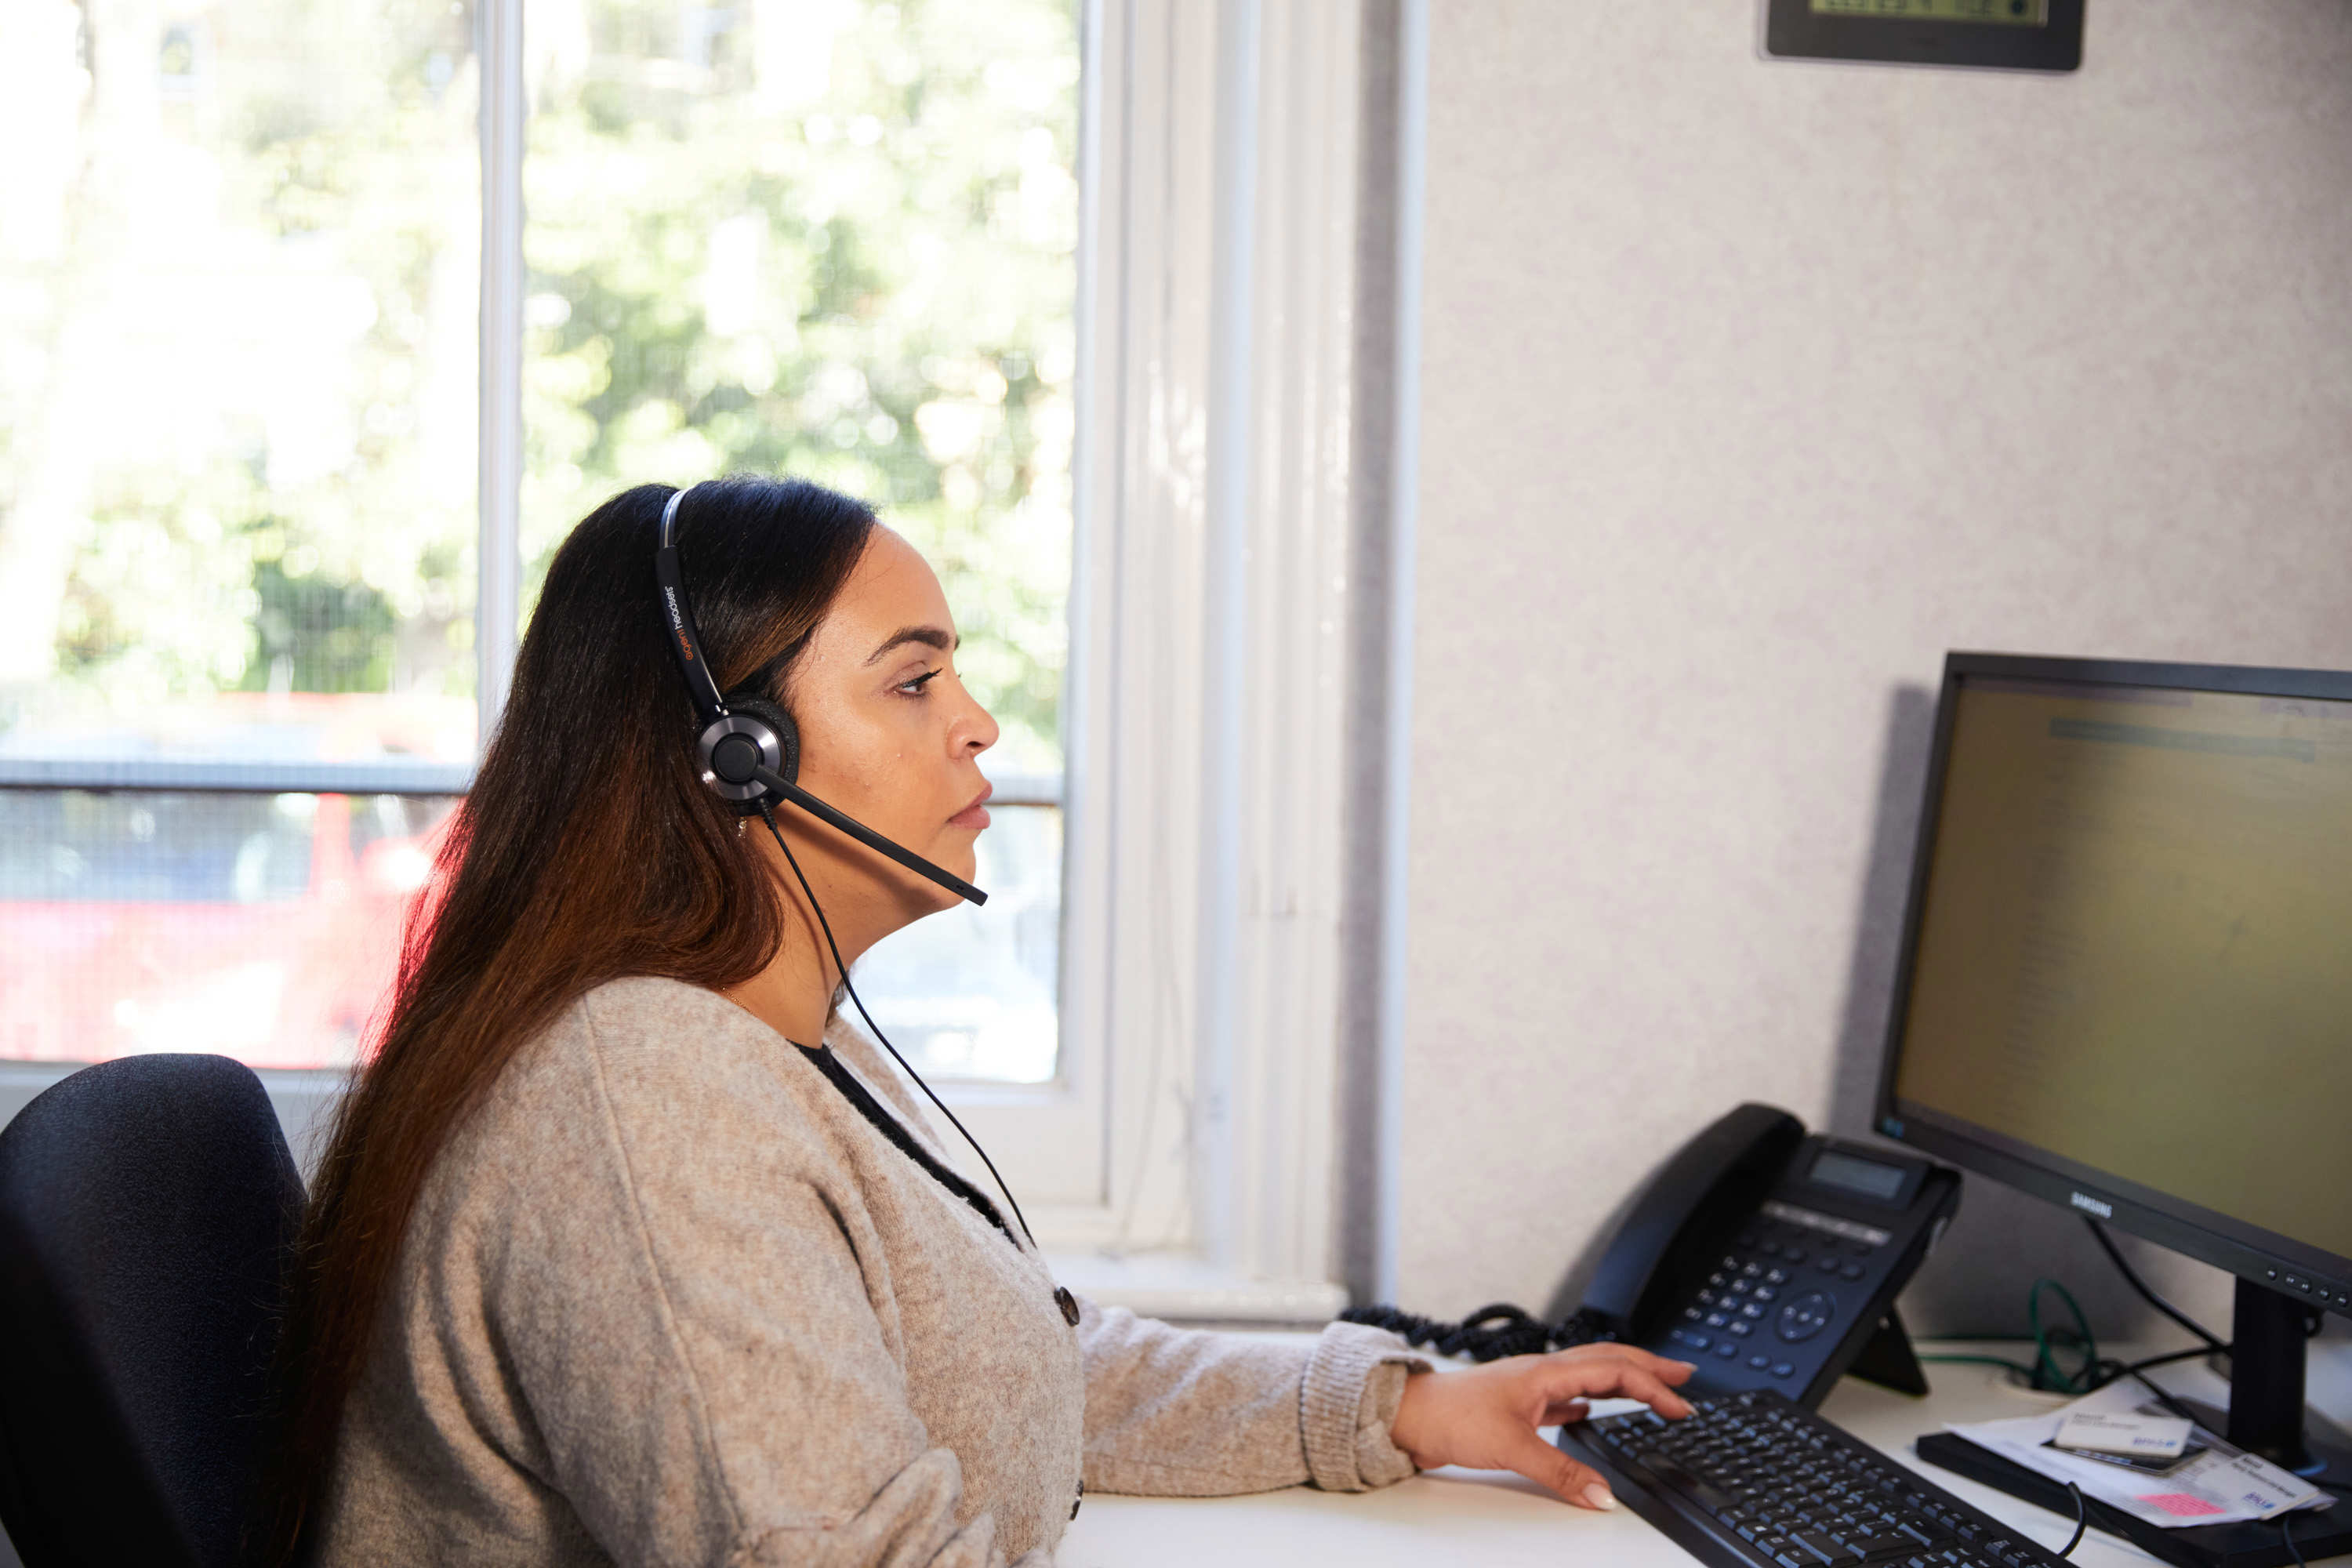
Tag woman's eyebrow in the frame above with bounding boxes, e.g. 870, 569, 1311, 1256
863, 625, 956, 665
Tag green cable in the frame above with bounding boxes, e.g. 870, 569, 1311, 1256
2027, 1276, 2099, 1392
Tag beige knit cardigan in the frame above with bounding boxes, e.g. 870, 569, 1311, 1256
316, 976, 1428, 1566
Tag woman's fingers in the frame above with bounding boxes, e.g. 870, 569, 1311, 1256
1534, 1352, 1696, 1418
1565, 1342, 1697, 1384
1538, 1395, 1592, 1426
1499, 1425, 1619, 1510
1606, 1363, 1697, 1417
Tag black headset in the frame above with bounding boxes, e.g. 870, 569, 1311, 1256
652, 485, 985, 906
652, 485, 1078, 1330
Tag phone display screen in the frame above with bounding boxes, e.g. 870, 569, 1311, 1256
1808, 1149, 1908, 1202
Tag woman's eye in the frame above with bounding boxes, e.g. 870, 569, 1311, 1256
896, 669, 943, 696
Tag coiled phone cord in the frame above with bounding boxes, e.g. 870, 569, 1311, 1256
1339, 1301, 1621, 1363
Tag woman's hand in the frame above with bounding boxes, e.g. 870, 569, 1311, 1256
1386, 1344, 1697, 1510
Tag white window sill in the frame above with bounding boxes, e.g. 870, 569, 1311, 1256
1045, 1251, 1348, 1327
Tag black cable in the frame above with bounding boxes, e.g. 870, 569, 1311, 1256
2058, 1481, 2087, 1559
758, 802, 1040, 1252
2281, 1508, 2310, 1567
2085, 1218, 2226, 1352
795, 1037, 1016, 1243
1338, 1301, 1621, 1362
2114, 1345, 2220, 1377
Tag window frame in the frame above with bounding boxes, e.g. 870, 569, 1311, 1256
0, 0, 1384, 1320
950, 0, 1371, 1316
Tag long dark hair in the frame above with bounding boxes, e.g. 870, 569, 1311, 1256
261, 477, 877, 1559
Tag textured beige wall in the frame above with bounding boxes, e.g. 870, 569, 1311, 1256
1397, 1, 2352, 1339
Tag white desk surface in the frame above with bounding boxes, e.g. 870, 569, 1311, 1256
1062, 1338, 2352, 1567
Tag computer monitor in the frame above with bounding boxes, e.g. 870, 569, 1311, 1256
1871, 652, 2352, 1483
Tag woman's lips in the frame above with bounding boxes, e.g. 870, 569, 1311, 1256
948, 782, 993, 831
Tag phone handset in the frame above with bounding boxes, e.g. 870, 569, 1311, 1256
1578, 1102, 1807, 1341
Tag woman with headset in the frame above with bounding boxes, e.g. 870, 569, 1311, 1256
267, 475, 1693, 1566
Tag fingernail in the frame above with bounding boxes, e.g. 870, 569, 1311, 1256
1582, 1483, 1617, 1511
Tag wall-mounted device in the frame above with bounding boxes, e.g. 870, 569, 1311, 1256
1765, 0, 2083, 72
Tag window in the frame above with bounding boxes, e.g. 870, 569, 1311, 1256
0, 0, 477, 1069
0, 0, 1076, 1084
0, 0, 1388, 1312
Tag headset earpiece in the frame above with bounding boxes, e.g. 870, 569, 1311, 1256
694, 693, 797, 809
723, 695, 799, 781
702, 694, 800, 814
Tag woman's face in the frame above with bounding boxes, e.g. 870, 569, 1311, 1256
782, 527, 999, 914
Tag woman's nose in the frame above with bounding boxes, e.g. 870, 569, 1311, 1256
957, 689, 1000, 756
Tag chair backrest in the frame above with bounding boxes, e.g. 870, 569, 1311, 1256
0, 1054, 305, 1568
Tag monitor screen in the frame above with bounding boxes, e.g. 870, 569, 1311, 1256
1885, 666, 2352, 1268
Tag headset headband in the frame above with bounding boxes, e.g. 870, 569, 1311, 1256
653, 488, 727, 724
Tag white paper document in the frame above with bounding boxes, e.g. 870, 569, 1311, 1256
1944, 1380, 2332, 1530
2054, 1409, 2192, 1458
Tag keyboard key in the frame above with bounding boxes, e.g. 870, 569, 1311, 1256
1790, 1530, 1861, 1565
1632, 1451, 1738, 1515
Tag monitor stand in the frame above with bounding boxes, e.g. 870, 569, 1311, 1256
1916, 1279, 2352, 1568
2184, 1277, 2352, 1487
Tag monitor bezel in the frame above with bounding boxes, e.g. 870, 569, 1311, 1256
1871, 650, 2352, 1319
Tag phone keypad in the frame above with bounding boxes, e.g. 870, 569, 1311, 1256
1662, 1220, 1889, 1385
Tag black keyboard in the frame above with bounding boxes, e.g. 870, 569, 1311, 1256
1564, 1387, 2071, 1568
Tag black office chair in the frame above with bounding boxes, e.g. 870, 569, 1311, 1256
0, 1054, 305, 1568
